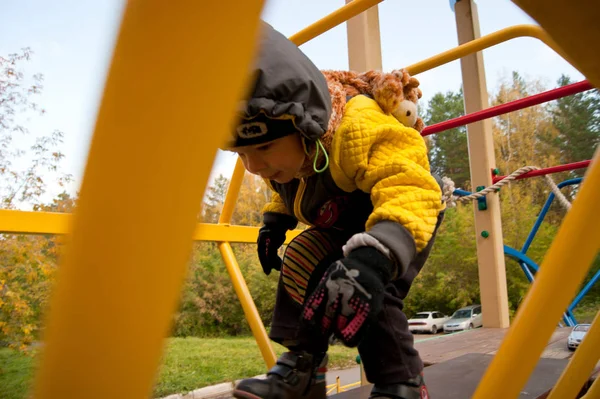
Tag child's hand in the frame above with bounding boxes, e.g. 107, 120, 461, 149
257, 213, 297, 275
301, 247, 393, 347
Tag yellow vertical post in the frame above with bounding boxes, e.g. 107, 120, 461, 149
547, 312, 600, 399
345, 0, 383, 72
218, 158, 277, 369
219, 158, 246, 224
454, 0, 510, 328
32, 1, 265, 398
218, 242, 277, 368
360, 362, 369, 386
582, 376, 600, 399
473, 150, 600, 398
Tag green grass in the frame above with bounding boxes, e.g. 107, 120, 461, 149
573, 303, 599, 324
154, 337, 358, 397
0, 348, 36, 399
0, 337, 358, 399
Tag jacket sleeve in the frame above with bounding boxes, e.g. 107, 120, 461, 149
330, 97, 444, 266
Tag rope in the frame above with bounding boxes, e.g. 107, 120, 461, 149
442, 165, 572, 211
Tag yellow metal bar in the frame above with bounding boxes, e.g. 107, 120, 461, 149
194, 223, 259, 242
218, 242, 277, 368
405, 24, 570, 76
217, 158, 277, 369
473, 150, 600, 398
343, 382, 361, 390
32, 1, 265, 398
0, 209, 72, 235
220, 157, 246, 224
0, 209, 303, 243
582, 376, 600, 399
547, 311, 600, 399
512, 0, 600, 89
289, 0, 384, 46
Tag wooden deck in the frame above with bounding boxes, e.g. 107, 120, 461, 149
332, 327, 576, 399
415, 327, 572, 365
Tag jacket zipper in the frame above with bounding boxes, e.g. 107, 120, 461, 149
294, 178, 311, 226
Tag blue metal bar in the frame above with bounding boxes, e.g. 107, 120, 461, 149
520, 178, 582, 254
504, 245, 540, 273
566, 310, 577, 326
453, 189, 472, 197
568, 268, 600, 311
504, 245, 574, 326
519, 261, 535, 282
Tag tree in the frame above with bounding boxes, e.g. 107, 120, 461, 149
173, 173, 277, 337
423, 89, 471, 189
0, 194, 75, 351
550, 74, 600, 177
0, 49, 71, 351
0, 48, 71, 208
201, 174, 229, 223
491, 72, 561, 210
231, 173, 270, 227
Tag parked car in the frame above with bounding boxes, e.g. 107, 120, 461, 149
443, 305, 483, 333
408, 311, 450, 334
567, 324, 590, 351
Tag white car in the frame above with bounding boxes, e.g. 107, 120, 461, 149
443, 305, 483, 333
567, 324, 590, 351
408, 311, 450, 334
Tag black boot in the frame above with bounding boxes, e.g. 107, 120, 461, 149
370, 374, 430, 399
233, 351, 328, 399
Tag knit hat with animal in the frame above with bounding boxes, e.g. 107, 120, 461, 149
230, 22, 424, 177
296, 69, 424, 177
322, 69, 424, 135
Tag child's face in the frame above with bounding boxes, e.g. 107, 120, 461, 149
230, 134, 306, 183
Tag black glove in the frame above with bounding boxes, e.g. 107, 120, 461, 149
301, 246, 393, 347
257, 212, 297, 275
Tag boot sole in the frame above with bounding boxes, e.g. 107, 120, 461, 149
232, 389, 263, 399
232, 387, 326, 399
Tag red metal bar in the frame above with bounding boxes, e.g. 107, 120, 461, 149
421, 80, 594, 137
492, 160, 591, 183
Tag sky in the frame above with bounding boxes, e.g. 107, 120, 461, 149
0, 0, 584, 205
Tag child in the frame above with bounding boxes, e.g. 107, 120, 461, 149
227, 22, 445, 399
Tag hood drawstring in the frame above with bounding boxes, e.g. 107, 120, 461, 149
313, 139, 329, 173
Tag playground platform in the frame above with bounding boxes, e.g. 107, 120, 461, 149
331, 327, 583, 398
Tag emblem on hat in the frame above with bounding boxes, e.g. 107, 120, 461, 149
237, 122, 268, 139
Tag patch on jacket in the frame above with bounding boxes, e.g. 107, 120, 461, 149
314, 196, 350, 228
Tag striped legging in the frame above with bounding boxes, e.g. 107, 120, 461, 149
281, 228, 351, 306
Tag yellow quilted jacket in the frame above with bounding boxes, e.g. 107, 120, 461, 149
264, 95, 444, 259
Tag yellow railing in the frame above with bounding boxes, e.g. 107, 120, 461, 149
405, 24, 570, 76
326, 378, 362, 395
218, 158, 277, 368
4, 0, 595, 397
473, 149, 600, 398
547, 311, 600, 399
32, 1, 267, 398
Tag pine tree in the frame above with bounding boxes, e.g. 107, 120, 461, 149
423, 89, 471, 189
551, 74, 600, 177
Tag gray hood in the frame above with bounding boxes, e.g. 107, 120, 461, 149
232, 22, 332, 147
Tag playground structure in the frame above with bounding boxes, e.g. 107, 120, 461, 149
0, 0, 598, 398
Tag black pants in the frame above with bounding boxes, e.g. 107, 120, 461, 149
269, 212, 444, 384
